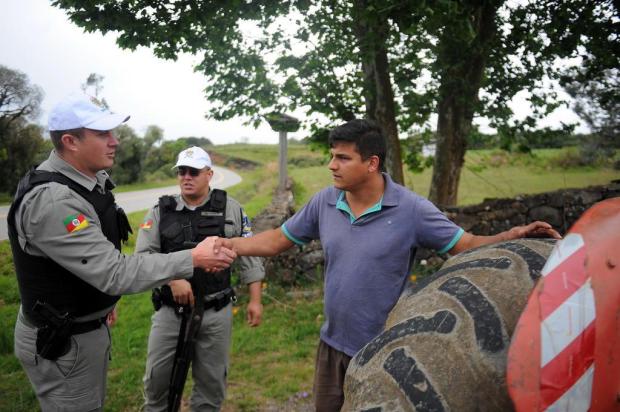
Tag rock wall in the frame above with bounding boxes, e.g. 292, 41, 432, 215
416, 180, 620, 265
251, 180, 620, 282
251, 178, 323, 285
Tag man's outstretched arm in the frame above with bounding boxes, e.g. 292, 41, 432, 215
217, 228, 295, 257
449, 220, 562, 255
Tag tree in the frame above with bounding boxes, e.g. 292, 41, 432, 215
385, 0, 618, 204
0, 65, 43, 140
565, 68, 619, 164
53, 1, 618, 204
0, 65, 45, 193
143, 138, 188, 180
81, 73, 109, 108
51, 0, 409, 182
143, 124, 164, 148
110, 124, 145, 184
0, 122, 47, 193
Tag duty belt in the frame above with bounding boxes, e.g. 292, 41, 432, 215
24, 312, 107, 335
152, 287, 236, 313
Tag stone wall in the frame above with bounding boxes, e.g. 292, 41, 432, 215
416, 179, 620, 265
252, 180, 620, 282
251, 178, 323, 285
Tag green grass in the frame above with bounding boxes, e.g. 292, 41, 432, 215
402, 147, 620, 205
1, 144, 619, 410
0, 192, 11, 205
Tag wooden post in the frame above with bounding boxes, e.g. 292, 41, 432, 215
265, 113, 300, 192
278, 130, 288, 190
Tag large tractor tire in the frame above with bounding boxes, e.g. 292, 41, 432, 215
342, 238, 556, 412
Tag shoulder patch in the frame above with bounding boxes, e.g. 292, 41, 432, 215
63, 213, 89, 233
140, 217, 153, 230
241, 209, 253, 238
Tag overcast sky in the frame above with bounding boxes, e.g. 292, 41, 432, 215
0, 0, 287, 144
1, 0, 586, 145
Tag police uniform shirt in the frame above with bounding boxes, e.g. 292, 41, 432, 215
136, 191, 264, 285
14, 151, 194, 319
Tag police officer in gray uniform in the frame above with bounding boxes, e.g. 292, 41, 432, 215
136, 147, 265, 411
8, 93, 236, 411
138, 146, 264, 411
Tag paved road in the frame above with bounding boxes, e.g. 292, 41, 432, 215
0, 166, 241, 241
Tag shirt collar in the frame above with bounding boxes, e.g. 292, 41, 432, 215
176, 188, 213, 211
47, 150, 109, 192
381, 173, 400, 206
327, 172, 400, 207
336, 191, 383, 223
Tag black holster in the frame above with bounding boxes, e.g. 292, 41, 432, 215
36, 324, 73, 360
204, 288, 236, 311
32, 301, 107, 360
32, 301, 73, 360
153, 286, 235, 314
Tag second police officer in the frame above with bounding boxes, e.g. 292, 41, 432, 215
137, 146, 264, 411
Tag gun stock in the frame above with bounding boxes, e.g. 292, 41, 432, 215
167, 240, 204, 412
167, 307, 204, 412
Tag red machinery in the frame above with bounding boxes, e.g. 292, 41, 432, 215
507, 198, 620, 411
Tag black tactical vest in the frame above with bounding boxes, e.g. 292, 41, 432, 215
158, 190, 231, 295
8, 170, 130, 325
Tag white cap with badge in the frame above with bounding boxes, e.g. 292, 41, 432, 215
48, 92, 130, 132
173, 146, 212, 170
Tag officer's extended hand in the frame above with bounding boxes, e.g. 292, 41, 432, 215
213, 237, 235, 254
170, 279, 195, 307
191, 236, 237, 272
246, 300, 263, 327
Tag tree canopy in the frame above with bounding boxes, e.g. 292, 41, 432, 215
53, 0, 619, 204
0, 65, 47, 193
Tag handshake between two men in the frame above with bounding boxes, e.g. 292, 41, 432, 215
190, 236, 238, 272
190, 228, 292, 273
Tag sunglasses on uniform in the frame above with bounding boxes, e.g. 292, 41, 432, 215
177, 166, 204, 177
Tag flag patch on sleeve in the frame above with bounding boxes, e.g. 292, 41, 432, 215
63, 213, 89, 233
140, 218, 153, 230
241, 211, 253, 237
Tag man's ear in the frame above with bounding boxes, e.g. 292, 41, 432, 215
368, 155, 380, 173
60, 133, 79, 152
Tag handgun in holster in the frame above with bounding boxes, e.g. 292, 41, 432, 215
32, 301, 74, 360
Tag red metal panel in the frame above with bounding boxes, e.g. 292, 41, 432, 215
508, 197, 620, 411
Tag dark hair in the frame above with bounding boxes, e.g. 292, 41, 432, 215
328, 118, 386, 172
49, 128, 83, 151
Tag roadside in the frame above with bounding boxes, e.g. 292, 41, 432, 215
0, 165, 241, 241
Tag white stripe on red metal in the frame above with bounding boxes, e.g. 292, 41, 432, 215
540, 279, 596, 367
545, 364, 594, 412
539, 246, 588, 319
542, 234, 585, 277
540, 320, 595, 408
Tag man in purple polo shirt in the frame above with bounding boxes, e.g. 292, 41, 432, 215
223, 119, 560, 411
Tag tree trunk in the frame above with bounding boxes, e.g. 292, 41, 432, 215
429, 1, 501, 206
429, 95, 469, 206
353, 0, 404, 184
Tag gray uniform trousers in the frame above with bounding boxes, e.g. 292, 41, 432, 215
143, 303, 233, 412
13, 307, 111, 411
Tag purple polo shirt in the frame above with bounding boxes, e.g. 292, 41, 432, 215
281, 174, 463, 356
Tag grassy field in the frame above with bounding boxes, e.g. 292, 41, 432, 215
1, 144, 619, 410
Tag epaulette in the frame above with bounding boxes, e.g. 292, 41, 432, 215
209, 189, 227, 213
158, 195, 177, 213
